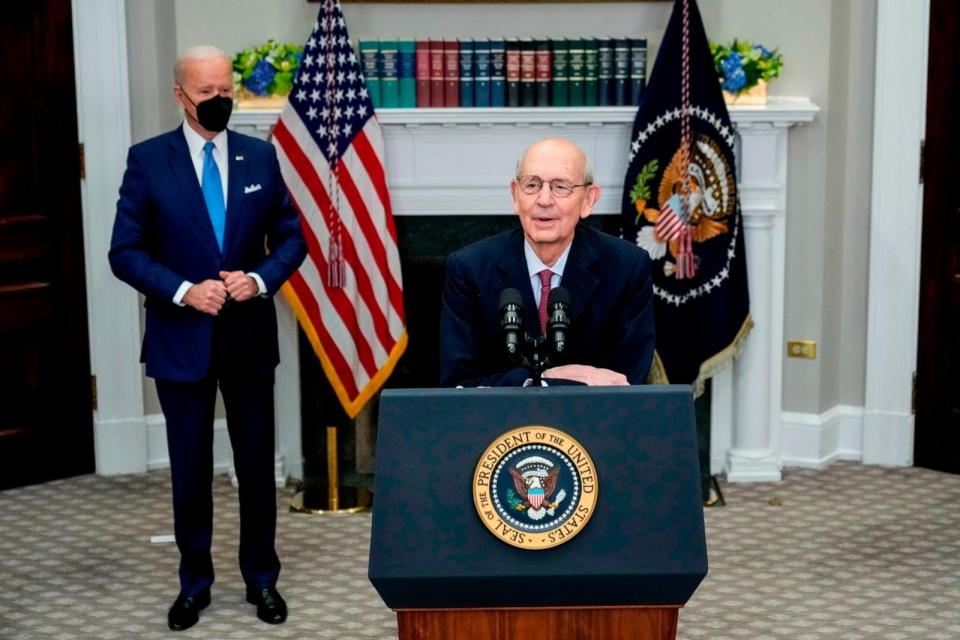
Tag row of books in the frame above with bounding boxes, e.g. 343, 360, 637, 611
356, 38, 648, 109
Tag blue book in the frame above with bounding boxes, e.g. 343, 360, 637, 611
474, 40, 492, 107
398, 40, 416, 108
567, 38, 585, 107
459, 38, 475, 107
489, 39, 506, 107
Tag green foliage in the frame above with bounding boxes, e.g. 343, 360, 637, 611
629, 159, 660, 204
506, 488, 522, 510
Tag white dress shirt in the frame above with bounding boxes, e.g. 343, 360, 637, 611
173, 122, 265, 305
523, 239, 571, 306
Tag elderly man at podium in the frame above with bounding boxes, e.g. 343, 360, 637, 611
439, 137, 655, 388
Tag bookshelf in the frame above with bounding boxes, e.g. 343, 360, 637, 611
232, 97, 819, 483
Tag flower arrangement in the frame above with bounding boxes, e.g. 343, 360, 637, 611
709, 40, 783, 104
233, 39, 304, 103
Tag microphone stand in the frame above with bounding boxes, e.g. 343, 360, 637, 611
506, 335, 554, 388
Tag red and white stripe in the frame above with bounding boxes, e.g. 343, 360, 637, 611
655, 200, 685, 241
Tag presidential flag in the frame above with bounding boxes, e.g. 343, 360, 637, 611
272, 0, 407, 418
621, 0, 751, 393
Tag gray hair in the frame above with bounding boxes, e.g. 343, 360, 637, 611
174, 45, 231, 84
514, 139, 595, 184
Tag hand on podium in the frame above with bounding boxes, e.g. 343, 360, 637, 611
543, 364, 629, 386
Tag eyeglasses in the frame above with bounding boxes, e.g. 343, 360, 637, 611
516, 175, 592, 198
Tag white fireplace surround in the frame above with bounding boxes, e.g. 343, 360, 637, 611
231, 101, 818, 482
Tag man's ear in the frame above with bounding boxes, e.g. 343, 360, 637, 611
580, 184, 602, 220
509, 179, 522, 215
172, 85, 187, 111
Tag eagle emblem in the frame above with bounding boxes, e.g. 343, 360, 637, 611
507, 456, 567, 521
631, 132, 736, 280
473, 426, 598, 550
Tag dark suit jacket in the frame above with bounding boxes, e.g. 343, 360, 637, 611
439, 224, 655, 387
109, 127, 307, 382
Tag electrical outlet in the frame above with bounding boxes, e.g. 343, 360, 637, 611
787, 340, 816, 359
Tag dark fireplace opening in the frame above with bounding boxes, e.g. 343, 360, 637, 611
296, 214, 711, 506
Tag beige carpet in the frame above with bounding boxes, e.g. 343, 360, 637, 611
0, 462, 958, 639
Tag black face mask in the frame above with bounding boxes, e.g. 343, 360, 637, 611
181, 90, 233, 132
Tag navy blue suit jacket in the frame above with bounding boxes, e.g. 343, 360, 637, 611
109, 127, 307, 382
439, 225, 655, 387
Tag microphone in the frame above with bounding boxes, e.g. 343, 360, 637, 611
498, 288, 524, 355
546, 287, 570, 354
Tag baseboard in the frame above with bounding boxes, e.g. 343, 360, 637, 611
145, 414, 286, 487
781, 405, 863, 469
862, 410, 914, 466
94, 415, 147, 475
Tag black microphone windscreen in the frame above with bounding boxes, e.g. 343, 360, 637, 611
499, 288, 524, 311
548, 286, 571, 307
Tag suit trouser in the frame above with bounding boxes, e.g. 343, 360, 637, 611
156, 363, 281, 597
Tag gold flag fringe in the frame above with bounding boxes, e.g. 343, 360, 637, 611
645, 313, 754, 398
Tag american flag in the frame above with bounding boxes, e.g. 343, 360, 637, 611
272, 0, 407, 418
654, 193, 685, 241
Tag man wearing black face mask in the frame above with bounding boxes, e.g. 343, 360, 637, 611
109, 46, 306, 631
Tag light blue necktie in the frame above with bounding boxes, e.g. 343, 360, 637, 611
202, 141, 226, 251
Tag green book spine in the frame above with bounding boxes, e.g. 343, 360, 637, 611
359, 40, 381, 109
583, 38, 599, 107
567, 38, 585, 107
379, 40, 400, 108
629, 37, 648, 105
398, 40, 416, 108
550, 38, 568, 107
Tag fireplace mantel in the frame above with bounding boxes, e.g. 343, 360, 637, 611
233, 99, 819, 483
232, 99, 816, 219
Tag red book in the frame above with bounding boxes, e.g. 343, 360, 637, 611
429, 39, 445, 107
416, 39, 431, 107
520, 38, 536, 107
505, 39, 521, 107
444, 39, 460, 107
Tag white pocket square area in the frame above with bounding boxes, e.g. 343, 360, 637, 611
244, 184, 262, 194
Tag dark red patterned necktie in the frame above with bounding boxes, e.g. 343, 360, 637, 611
537, 269, 552, 335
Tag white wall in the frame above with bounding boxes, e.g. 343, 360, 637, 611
124, 0, 878, 417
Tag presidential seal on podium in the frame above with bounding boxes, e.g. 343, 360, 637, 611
473, 425, 598, 550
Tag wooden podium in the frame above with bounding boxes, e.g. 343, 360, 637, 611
369, 387, 706, 640
396, 606, 679, 640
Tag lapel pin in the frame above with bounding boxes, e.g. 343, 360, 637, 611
235, 155, 244, 161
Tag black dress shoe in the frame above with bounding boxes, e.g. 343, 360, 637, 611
167, 589, 211, 631
245, 585, 287, 624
